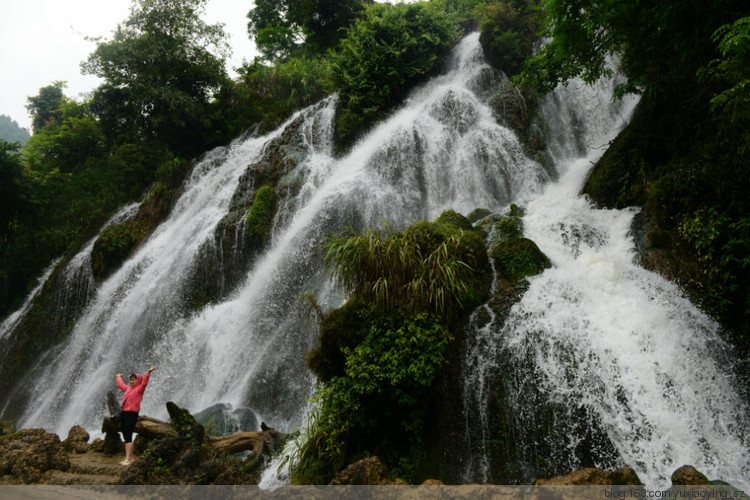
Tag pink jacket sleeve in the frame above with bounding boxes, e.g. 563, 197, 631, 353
116, 376, 128, 392
137, 372, 150, 394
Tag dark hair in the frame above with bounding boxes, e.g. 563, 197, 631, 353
129, 373, 137, 380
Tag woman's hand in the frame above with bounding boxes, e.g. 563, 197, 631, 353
148, 366, 157, 373
116, 373, 122, 378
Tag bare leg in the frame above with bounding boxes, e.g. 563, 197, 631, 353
120, 442, 135, 465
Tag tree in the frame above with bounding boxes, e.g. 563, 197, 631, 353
26, 81, 66, 134
0, 140, 32, 260
247, 0, 371, 61
23, 100, 106, 174
82, 0, 230, 155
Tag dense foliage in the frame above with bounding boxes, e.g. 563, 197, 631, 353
332, 2, 459, 149
295, 212, 490, 483
477, 0, 538, 76
222, 56, 334, 135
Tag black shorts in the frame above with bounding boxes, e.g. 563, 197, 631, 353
120, 411, 138, 443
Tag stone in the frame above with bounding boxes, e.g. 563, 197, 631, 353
329, 456, 396, 485
90, 438, 105, 453
671, 465, 709, 486
535, 467, 642, 486
62, 425, 90, 453
0, 428, 70, 483
101, 432, 124, 455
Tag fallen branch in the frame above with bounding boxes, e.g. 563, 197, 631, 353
101, 402, 281, 459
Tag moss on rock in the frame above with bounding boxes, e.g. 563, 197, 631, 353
492, 237, 551, 283
246, 185, 278, 247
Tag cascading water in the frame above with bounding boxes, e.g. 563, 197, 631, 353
458, 75, 749, 487
0, 31, 746, 490
3, 33, 549, 435
501, 157, 750, 487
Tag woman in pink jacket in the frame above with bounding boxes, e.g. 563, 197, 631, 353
115, 365, 156, 465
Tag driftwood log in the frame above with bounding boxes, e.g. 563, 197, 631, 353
102, 401, 280, 459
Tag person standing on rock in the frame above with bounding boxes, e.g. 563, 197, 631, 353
115, 365, 156, 466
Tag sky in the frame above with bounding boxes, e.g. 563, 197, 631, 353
0, 0, 259, 131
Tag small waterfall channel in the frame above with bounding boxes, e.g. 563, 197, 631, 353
0, 33, 747, 489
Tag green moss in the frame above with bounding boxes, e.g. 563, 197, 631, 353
246, 185, 278, 247
496, 216, 523, 240
91, 222, 144, 281
467, 208, 492, 223
435, 209, 473, 231
404, 221, 453, 253
491, 237, 551, 282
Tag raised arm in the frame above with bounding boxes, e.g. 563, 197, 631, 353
116, 373, 128, 392
138, 366, 156, 392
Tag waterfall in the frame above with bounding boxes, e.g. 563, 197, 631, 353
4, 33, 547, 434
501, 155, 750, 487
1, 32, 747, 490
458, 76, 749, 487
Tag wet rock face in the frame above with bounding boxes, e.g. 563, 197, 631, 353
0, 428, 70, 483
62, 425, 90, 454
671, 465, 709, 486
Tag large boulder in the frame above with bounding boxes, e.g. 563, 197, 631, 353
0, 428, 70, 483
62, 425, 90, 454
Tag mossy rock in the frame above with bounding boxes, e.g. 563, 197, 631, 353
435, 209, 473, 231
491, 237, 551, 283
467, 208, 492, 223
307, 301, 370, 382
404, 221, 453, 253
474, 213, 524, 243
91, 222, 144, 282
246, 185, 279, 247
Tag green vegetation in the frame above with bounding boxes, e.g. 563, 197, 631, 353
225, 56, 335, 135
476, 0, 538, 76
295, 212, 491, 483
246, 185, 279, 247
0, 141, 32, 306
332, 2, 459, 150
